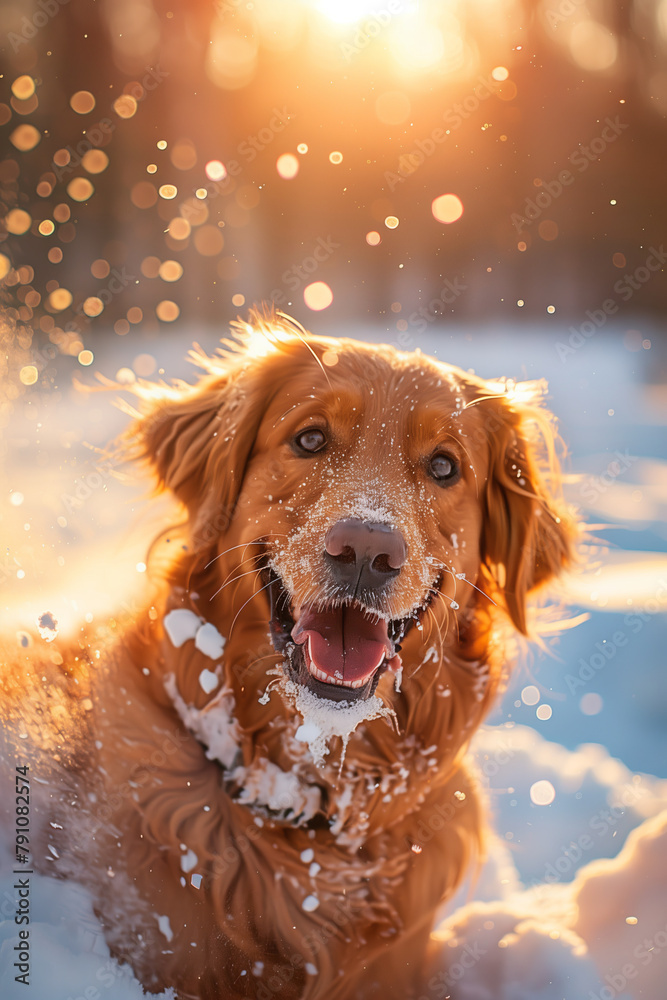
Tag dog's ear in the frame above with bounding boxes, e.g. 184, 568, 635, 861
128, 363, 269, 544
478, 382, 577, 635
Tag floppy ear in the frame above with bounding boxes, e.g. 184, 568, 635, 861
478, 382, 578, 635
128, 363, 269, 546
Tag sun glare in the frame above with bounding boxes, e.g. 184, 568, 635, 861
314, 0, 393, 25
242, 324, 283, 358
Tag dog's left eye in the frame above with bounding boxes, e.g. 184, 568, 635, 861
428, 452, 460, 485
294, 428, 327, 454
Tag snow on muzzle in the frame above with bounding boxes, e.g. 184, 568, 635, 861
292, 603, 399, 690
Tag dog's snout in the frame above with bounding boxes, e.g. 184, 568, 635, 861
324, 518, 407, 592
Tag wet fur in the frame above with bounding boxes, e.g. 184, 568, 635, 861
0, 310, 577, 999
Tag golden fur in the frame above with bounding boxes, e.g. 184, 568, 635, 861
1, 310, 577, 999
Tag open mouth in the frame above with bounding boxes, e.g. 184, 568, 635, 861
264, 567, 440, 702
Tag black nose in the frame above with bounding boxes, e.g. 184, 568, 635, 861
324, 518, 408, 595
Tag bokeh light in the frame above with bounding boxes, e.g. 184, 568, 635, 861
168, 217, 191, 240
70, 91, 96, 114
158, 260, 183, 282
194, 225, 224, 255
83, 297, 104, 317
276, 153, 299, 179
12, 76, 35, 100
9, 124, 40, 151
131, 182, 158, 209
530, 780, 556, 806
133, 353, 156, 376
521, 685, 540, 706
539, 220, 559, 241
170, 139, 197, 171
205, 160, 227, 181
304, 281, 333, 310
431, 194, 464, 224
569, 21, 618, 71
127, 307, 143, 324
113, 94, 138, 119
206, 29, 258, 90
156, 300, 180, 322
82, 150, 109, 174
580, 693, 604, 716
67, 178, 95, 202
91, 259, 110, 279
48, 288, 73, 311
5, 209, 31, 235
19, 366, 39, 386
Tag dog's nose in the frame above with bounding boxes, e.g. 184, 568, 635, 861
324, 518, 407, 593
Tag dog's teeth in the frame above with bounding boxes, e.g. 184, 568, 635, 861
305, 636, 380, 690
306, 662, 370, 689
307, 662, 344, 686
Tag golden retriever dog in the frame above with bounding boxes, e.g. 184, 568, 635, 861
1, 308, 577, 999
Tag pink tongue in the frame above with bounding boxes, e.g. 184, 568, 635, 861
292, 605, 393, 685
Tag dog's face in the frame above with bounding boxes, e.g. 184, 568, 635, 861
136, 314, 574, 708
239, 353, 490, 703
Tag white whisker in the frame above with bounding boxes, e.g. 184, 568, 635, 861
209, 563, 266, 601
228, 578, 275, 640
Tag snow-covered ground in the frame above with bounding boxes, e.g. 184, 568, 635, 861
1, 320, 665, 998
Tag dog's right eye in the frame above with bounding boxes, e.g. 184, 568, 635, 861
294, 428, 327, 454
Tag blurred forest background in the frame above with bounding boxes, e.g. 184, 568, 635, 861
1, 0, 666, 389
